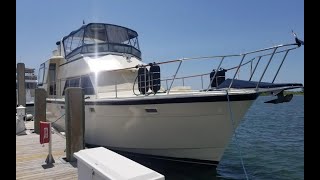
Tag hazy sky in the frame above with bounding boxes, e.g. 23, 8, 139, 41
16, 0, 304, 85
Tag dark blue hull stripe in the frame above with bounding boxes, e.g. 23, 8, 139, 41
47, 93, 258, 105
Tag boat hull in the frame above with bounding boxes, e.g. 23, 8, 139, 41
46, 94, 256, 165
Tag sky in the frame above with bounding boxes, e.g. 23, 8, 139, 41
16, 0, 304, 86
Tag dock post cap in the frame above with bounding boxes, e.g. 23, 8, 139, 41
17, 105, 26, 109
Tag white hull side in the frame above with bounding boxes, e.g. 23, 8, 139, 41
47, 99, 254, 163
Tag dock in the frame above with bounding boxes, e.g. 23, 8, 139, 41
16, 121, 78, 180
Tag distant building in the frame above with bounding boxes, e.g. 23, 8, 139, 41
16, 67, 38, 106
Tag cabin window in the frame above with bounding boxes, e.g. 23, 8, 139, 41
63, 29, 84, 57
106, 25, 128, 43
49, 64, 56, 95
38, 63, 45, 85
71, 29, 84, 51
62, 75, 94, 95
81, 76, 95, 95
69, 78, 80, 87
62, 77, 80, 95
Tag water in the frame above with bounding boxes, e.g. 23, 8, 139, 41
127, 96, 304, 180
217, 96, 304, 180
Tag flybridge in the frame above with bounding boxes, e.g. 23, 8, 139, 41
59, 23, 141, 60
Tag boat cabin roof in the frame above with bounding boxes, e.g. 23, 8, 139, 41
61, 23, 141, 60
62, 23, 139, 44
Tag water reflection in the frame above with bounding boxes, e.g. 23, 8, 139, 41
121, 153, 220, 180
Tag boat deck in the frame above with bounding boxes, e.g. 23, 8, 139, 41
16, 121, 78, 180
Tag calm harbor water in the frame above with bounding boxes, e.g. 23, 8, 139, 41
217, 95, 304, 180
26, 95, 304, 179
127, 95, 304, 180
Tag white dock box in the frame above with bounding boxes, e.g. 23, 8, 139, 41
74, 147, 165, 180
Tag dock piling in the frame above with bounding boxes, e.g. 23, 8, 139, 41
34, 88, 47, 134
65, 87, 85, 162
17, 63, 26, 107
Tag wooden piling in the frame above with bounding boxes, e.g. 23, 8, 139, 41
17, 63, 26, 107
65, 87, 85, 162
34, 88, 47, 134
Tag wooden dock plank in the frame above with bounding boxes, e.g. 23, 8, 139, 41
16, 121, 78, 180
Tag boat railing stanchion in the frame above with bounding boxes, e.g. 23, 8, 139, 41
150, 71, 153, 93
272, 49, 291, 83
249, 56, 262, 81
144, 65, 147, 95
206, 56, 225, 92
165, 79, 168, 91
201, 75, 204, 90
250, 58, 253, 77
255, 47, 278, 90
167, 60, 183, 94
228, 54, 246, 91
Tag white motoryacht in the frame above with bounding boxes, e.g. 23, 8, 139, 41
37, 23, 303, 165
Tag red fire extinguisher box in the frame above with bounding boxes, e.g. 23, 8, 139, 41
40, 121, 50, 144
